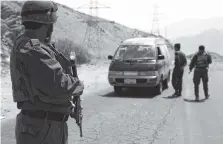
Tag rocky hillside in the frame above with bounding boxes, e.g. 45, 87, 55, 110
172, 29, 223, 55
166, 17, 223, 39
1, 1, 153, 74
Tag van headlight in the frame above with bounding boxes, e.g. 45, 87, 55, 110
109, 71, 123, 75
138, 71, 157, 76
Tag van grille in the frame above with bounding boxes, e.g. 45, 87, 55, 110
137, 79, 147, 83
115, 78, 124, 83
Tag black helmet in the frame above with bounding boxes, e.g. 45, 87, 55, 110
174, 43, 181, 49
21, 1, 58, 24
199, 45, 205, 51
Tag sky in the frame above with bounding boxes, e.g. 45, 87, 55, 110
52, 0, 223, 35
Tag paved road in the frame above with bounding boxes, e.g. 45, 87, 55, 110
1, 64, 223, 144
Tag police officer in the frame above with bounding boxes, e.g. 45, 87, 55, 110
172, 43, 187, 97
10, 1, 84, 144
189, 45, 212, 101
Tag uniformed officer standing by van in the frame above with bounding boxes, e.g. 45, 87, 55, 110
10, 1, 84, 144
189, 45, 212, 101
172, 43, 187, 97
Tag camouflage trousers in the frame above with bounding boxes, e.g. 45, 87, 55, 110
15, 112, 68, 144
193, 68, 209, 97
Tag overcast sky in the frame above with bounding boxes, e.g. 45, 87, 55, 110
52, 0, 223, 34
20, 0, 221, 35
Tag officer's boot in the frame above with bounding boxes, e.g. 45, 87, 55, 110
175, 90, 181, 97
195, 96, 199, 101
177, 88, 182, 97
171, 88, 178, 97
172, 91, 178, 97
204, 91, 210, 99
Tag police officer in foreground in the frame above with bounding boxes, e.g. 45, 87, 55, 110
171, 43, 187, 97
189, 45, 212, 101
10, 1, 84, 144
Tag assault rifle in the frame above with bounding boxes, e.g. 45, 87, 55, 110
49, 43, 83, 137
70, 53, 83, 137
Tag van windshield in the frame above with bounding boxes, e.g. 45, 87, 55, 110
114, 45, 156, 60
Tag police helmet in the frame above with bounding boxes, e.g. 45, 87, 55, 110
199, 45, 205, 51
174, 43, 181, 49
21, 1, 58, 24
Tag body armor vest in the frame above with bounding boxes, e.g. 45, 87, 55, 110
196, 53, 208, 68
10, 36, 73, 103
10, 36, 37, 102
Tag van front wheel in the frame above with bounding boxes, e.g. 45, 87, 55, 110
155, 79, 163, 95
114, 86, 123, 95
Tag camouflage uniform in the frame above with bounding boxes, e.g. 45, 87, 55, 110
10, 1, 83, 144
172, 50, 187, 96
189, 51, 212, 99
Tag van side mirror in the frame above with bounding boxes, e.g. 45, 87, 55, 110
108, 55, 113, 60
158, 55, 165, 60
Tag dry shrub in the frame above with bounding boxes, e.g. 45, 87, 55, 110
55, 38, 91, 64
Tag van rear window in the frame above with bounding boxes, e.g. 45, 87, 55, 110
114, 45, 155, 60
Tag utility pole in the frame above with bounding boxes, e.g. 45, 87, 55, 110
151, 4, 161, 36
77, 0, 110, 59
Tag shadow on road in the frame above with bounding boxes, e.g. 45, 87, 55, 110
183, 98, 206, 103
162, 95, 181, 99
102, 88, 160, 99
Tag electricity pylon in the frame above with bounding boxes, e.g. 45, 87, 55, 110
77, 0, 110, 59
151, 4, 161, 36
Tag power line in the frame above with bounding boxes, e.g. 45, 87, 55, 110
77, 0, 110, 59
151, 4, 161, 36
145, 4, 167, 38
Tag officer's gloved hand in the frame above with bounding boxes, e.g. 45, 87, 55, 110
73, 81, 84, 96
70, 107, 76, 119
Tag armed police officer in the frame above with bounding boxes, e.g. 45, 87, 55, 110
10, 1, 84, 144
172, 43, 187, 97
189, 45, 212, 101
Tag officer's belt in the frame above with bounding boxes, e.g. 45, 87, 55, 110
195, 67, 207, 69
21, 110, 69, 122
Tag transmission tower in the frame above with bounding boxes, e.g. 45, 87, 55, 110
77, 0, 110, 59
151, 4, 161, 36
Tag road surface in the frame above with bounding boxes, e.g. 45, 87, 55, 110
1, 62, 223, 144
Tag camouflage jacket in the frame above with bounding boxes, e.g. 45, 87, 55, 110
189, 52, 212, 71
10, 34, 79, 108
174, 50, 187, 70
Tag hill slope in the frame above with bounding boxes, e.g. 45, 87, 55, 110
172, 29, 223, 55
1, 1, 151, 72
166, 17, 223, 39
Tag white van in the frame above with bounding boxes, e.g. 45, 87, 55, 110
107, 37, 174, 95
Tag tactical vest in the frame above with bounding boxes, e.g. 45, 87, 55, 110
10, 36, 73, 103
10, 36, 38, 102
195, 53, 208, 68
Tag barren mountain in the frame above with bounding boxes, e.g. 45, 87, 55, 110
172, 29, 223, 56
166, 17, 223, 39
1, 1, 152, 74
